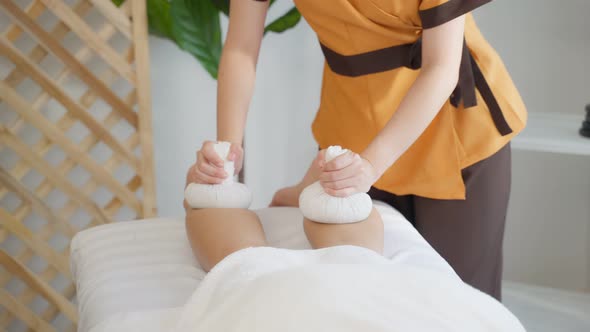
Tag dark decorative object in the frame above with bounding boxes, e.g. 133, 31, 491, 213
580, 104, 590, 138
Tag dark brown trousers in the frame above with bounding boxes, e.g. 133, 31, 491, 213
369, 143, 511, 301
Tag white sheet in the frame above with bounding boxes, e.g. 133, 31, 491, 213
89, 246, 525, 332
70, 202, 493, 332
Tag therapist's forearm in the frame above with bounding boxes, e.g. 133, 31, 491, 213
216, 48, 257, 145
362, 66, 458, 176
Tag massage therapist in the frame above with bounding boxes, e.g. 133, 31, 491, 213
185, 0, 526, 301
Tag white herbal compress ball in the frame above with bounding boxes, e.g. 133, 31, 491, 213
184, 141, 252, 209
299, 146, 373, 223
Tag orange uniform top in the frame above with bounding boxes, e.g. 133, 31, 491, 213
291, 0, 527, 199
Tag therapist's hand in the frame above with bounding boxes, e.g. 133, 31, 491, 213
186, 140, 244, 185
318, 149, 379, 197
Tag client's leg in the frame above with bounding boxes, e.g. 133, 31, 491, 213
185, 204, 266, 272
303, 207, 384, 254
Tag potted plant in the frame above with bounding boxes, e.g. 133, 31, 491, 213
114, 0, 301, 78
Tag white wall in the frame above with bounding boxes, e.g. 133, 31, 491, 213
473, 0, 590, 292
150, 0, 590, 291
505, 151, 590, 291
474, 0, 590, 116
150, 37, 218, 217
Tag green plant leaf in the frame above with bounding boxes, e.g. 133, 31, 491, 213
147, 0, 173, 39
112, 0, 125, 6
264, 7, 301, 34
170, 0, 222, 78
210, 0, 229, 16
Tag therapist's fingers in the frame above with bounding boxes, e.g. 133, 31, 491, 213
320, 153, 362, 182
199, 141, 224, 168
192, 151, 226, 184
185, 163, 221, 187
324, 186, 356, 197
193, 168, 224, 185
197, 157, 228, 178
315, 149, 327, 169
322, 150, 357, 172
228, 144, 244, 174
320, 175, 358, 191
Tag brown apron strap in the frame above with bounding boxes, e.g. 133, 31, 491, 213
319, 39, 513, 136
319, 42, 419, 77
451, 39, 476, 108
469, 55, 513, 135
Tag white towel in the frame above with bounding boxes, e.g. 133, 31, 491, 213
91, 245, 525, 332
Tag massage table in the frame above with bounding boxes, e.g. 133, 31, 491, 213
70, 202, 512, 332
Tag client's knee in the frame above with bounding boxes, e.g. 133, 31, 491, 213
185, 208, 266, 271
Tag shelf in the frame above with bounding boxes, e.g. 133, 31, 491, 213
512, 112, 590, 156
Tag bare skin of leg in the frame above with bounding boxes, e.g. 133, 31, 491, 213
184, 203, 267, 272
271, 153, 384, 254
303, 207, 384, 254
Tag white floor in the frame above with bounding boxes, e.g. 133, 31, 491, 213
503, 281, 590, 332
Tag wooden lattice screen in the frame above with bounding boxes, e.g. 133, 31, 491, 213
0, 0, 156, 330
